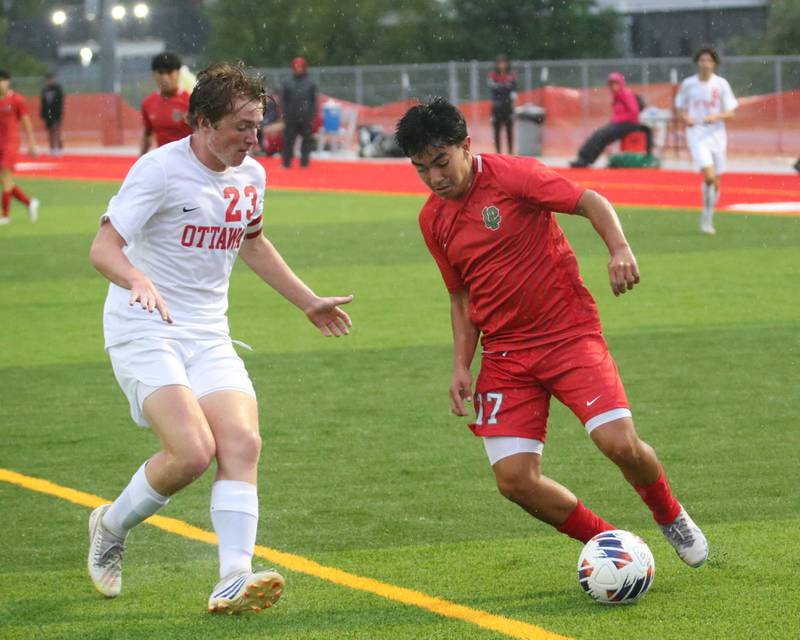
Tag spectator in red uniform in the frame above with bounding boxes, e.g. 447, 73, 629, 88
488, 55, 518, 154
140, 52, 193, 156
570, 72, 652, 168
0, 69, 38, 225
395, 97, 708, 569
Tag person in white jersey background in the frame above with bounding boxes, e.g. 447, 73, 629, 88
87, 62, 353, 614
675, 46, 738, 235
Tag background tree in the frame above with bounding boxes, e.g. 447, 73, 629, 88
760, 0, 800, 54
204, 0, 618, 68
0, 17, 48, 75
445, 0, 619, 61
727, 0, 800, 55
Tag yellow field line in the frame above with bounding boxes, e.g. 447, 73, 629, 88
0, 467, 571, 640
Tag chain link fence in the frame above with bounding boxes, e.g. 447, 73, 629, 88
14, 55, 800, 155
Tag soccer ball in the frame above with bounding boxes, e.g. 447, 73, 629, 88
577, 529, 655, 604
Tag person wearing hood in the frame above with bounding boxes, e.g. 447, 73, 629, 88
281, 57, 317, 168
570, 72, 652, 168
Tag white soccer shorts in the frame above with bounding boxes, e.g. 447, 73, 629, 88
686, 129, 727, 174
108, 336, 256, 427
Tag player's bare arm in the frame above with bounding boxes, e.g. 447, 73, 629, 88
449, 289, 479, 416
702, 108, 736, 124
239, 233, 353, 337
677, 107, 696, 127
20, 114, 37, 155
140, 130, 153, 156
89, 220, 173, 323
573, 189, 640, 297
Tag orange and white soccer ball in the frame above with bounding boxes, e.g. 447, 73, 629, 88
577, 530, 655, 604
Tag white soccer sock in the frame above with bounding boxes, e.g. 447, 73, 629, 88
702, 183, 716, 222
210, 480, 259, 579
103, 461, 170, 538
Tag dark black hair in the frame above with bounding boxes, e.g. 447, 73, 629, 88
395, 97, 469, 157
151, 51, 182, 73
0, 69, 10, 80
188, 62, 267, 128
693, 46, 720, 65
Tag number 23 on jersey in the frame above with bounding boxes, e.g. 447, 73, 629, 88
223, 185, 258, 222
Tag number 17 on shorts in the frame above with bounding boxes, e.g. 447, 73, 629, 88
475, 392, 504, 426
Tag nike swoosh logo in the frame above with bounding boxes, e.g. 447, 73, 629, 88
586, 395, 601, 407
182, 206, 199, 213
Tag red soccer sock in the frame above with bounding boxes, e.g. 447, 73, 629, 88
2, 190, 11, 216
557, 500, 616, 543
11, 185, 30, 206
633, 467, 681, 525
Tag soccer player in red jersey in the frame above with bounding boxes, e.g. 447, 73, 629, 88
395, 97, 708, 567
140, 52, 193, 156
0, 69, 39, 225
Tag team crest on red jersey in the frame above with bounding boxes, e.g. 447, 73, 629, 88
482, 205, 501, 230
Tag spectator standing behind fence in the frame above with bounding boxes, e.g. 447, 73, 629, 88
40, 73, 64, 155
0, 69, 38, 226
488, 55, 517, 154
281, 57, 317, 168
675, 47, 737, 236
140, 52, 193, 156
569, 73, 652, 168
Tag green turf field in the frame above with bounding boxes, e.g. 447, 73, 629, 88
1, 177, 798, 639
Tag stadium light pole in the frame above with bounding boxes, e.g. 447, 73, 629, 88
99, 0, 119, 93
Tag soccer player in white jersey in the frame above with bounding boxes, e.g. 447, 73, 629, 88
675, 46, 738, 235
87, 63, 353, 614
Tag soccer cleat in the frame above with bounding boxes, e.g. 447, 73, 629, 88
0, 217, 9, 225
660, 505, 708, 568
208, 569, 284, 615
28, 198, 39, 223
87, 505, 126, 597
700, 212, 716, 235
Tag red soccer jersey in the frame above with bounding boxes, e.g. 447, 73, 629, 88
419, 154, 602, 351
141, 89, 192, 147
0, 91, 28, 146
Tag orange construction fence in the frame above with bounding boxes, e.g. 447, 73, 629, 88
20, 85, 800, 156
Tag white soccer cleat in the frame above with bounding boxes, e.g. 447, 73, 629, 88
87, 505, 126, 597
660, 505, 708, 568
28, 198, 39, 223
208, 569, 284, 614
700, 212, 715, 235
0, 217, 9, 225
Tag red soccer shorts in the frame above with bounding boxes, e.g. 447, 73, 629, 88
0, 145, 18, 170
469, 333, 630, 441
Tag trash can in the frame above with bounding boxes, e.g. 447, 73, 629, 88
514, 104, 545, 156
322, 99, 342, 134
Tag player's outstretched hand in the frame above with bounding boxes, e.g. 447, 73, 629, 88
449, 368, 473, 417
305, 295, 353, 337
128, 274, 173, 323
608, 246, 640, 296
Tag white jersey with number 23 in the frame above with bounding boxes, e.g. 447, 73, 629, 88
101, 136, 265, 349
